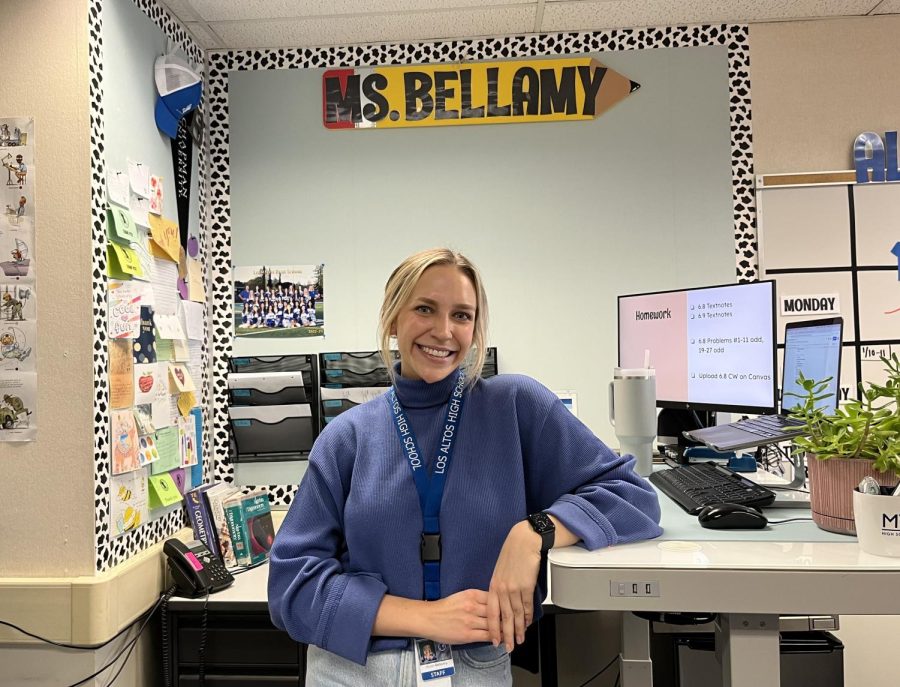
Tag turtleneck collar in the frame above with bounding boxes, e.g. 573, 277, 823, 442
392, 362, 460, 409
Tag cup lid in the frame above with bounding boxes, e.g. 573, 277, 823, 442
615, 367, 655, 378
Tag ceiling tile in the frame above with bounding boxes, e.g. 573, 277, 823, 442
871, 0, 900, 12
189, 0, 532, 22
185, 22, 224, 50
209, 6, 536, 49
159, 0, 202, 22
541, 0, 881, 32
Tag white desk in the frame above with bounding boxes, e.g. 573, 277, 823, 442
549, 487, 900, 687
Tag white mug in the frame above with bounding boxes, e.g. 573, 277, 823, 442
609, 368, 657, 476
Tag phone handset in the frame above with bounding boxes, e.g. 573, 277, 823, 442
164, 538, 235, 597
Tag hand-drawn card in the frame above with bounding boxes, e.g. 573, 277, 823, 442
107, 169, 130, 207
109, 339, 134, 409
127, 159, 150, 198
148, 214, 180, 262
129, 192, 151, 229
112, 468, 149, 537
155, 313, 185, 340
152, 374, 174, 428
0, 321, 35, 373
151, 425, 180, 474
0, 282, 35, 322
107, 206, 138, 244
137, 432, 160, 467
108, 281, 142, 339
111, 408, 140, 475
133, 403, 156, 435
168, 362, 195, 393
134, 362, 161, 405
0, 371, 37, 442
149, 175, 164, 215
180, 413, 198, 467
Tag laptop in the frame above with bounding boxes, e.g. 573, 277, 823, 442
683, 317, 843, 452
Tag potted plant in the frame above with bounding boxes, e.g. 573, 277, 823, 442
787, 354, 900, 534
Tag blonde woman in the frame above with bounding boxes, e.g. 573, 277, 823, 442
269, 248, 662, 685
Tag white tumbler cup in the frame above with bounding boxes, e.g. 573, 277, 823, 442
609, 368, 657, 477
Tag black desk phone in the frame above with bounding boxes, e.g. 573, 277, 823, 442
164, 538, 235, 597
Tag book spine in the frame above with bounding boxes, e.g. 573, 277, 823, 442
185, 487, 219, 558
224, 499, 251, 566
206, 488, 238, 568
241, 493, 272, 565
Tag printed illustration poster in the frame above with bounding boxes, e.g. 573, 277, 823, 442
1, 117, 35, 284
111, 468, 149, 537
0, 321, 35, 372
233, 264, 324, 337
0, 282, 35, 321
0, 371, 36, 441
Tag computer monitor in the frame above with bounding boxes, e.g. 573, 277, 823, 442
618, 281, 777, 415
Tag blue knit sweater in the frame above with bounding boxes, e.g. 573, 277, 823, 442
268, 370, 663, 665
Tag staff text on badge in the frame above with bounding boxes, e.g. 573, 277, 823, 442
323, 57, 639, 130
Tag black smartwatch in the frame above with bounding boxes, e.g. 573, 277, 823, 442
527, 512, 555, 554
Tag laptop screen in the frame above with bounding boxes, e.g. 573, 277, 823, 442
780, 319, 843, 414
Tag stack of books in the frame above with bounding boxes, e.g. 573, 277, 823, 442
184, 482, 275, 569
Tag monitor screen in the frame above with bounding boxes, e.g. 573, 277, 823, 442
618, 281, 777, 414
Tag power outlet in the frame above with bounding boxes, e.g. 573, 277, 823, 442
610, 580, 660, 597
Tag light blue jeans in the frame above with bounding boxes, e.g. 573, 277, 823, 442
306, 643, 512, 686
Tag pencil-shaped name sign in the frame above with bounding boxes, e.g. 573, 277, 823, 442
323, 57, 640, 130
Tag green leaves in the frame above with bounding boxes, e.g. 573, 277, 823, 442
788, 357, 900, 475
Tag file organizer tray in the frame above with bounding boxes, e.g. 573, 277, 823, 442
321, 387, 388, 424
228, 371, 310, 405
229, 355, 314, 374
320, 351, 397, 376
229, 404, 315, 460
321, 367, 393, 387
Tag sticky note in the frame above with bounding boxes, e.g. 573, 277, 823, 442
107, 243, 143, 279
148, 214, 180, 262
148, 473, 183, 509
107, 206, 139, 243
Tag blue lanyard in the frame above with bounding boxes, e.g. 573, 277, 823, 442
389, 369, 466, 600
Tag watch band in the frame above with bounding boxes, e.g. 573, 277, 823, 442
527, 512, 555, 554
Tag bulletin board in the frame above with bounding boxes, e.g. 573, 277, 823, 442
757, 178, 900, 401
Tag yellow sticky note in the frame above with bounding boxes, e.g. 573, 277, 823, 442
107, 243, 143, 279
178, 391, 197, 418
148, 473, 183, 509
148, 214, 180, 262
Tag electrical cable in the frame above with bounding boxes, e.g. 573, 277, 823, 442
62, 591, 167, 687
768, 517, 814, 525
575, 653, 620, 687
0, 615, 141, 651
198, 589, 210, 687
161, 585, 177, 687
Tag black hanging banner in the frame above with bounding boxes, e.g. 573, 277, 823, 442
170, 111, 194, 250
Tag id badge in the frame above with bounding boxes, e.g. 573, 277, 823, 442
414, 638, 454, 686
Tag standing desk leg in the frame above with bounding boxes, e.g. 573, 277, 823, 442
619, 612, 653, 687
715, 613, 780, 687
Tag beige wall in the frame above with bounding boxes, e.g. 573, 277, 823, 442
0, 0, 95, 576
749, 15, 900, 175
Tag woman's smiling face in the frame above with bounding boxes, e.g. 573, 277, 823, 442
393, 265, 477, 383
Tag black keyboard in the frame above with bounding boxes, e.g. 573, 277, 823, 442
649, 462, 777, 515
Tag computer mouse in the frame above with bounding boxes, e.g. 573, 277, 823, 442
697, 503, 768, 529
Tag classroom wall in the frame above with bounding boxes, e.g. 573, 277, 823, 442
0, 0, 95, 576
749, 15, 900, 174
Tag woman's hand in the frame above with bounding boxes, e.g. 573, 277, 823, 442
374, 590, 490, 645
487, 521, 542, 651
423, 589, 492, 645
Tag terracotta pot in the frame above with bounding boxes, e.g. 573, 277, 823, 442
807, 455, 897, 535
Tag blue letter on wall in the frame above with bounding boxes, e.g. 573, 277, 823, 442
854, 132, 886, 183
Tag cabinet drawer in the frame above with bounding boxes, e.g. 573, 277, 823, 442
179, 676, 302, 686
178, 625, 302, 666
